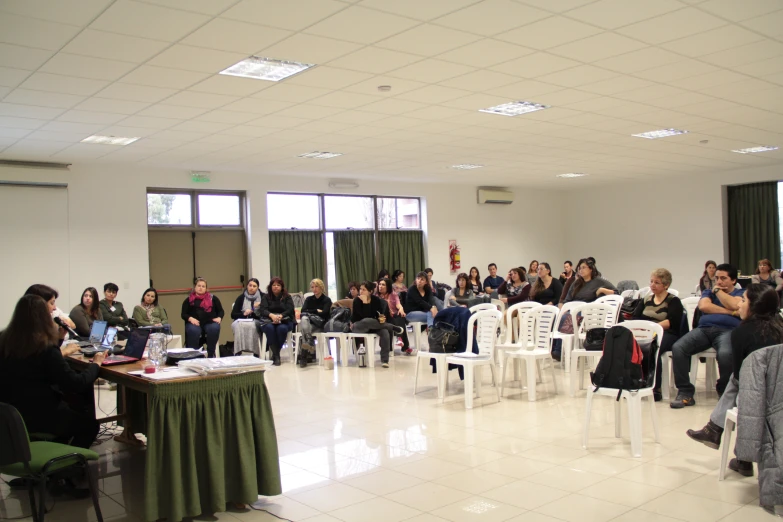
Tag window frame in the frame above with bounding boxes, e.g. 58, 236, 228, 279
146, 188, 246, 230
376, 196, 422, 230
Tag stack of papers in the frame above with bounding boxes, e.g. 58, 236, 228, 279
178, 356, 271, 375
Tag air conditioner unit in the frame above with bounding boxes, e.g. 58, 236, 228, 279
477, 189, 514, 205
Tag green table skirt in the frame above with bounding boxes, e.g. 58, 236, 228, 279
144, 371, 281, 521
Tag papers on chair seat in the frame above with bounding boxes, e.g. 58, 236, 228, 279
450, 352, 490, 359
234, 319, 254, 322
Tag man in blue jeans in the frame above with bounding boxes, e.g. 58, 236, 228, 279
670, 263, 744, 408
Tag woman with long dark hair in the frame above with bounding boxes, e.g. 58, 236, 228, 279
352, 281, 400, 368
562, 258, 617, 304
498, 267, 531, 305
69, 287, 103, 337
699, 260, 718, 292
391, 270, 406, 294
529, 262, 563, 306
259, 277, 294, 366
468, 266, 483, 295
447, 272, 474, 307
687, 284, 783, 477
527, 260, 539, 285
181, 277, 224, 358
376, 278, 410, 355
132, 288, 168, 326
752, 258, 783, 292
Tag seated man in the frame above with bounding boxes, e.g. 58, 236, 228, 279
670, 263, 743, 408
483, 263, 504, 296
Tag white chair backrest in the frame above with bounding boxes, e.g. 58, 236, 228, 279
618, 320, 664, 389
576, 303, 614, 333
466, 309, 502, 356
504, 302, 541, 344
694, 284, 701, 295
554, 300, 585, 333
595, 294, 624, 326
682, 296, 700, 330
303, 292, 314, 300
638, 286, 651, 299
735, 282, 742, 290
668, 289, 679, 297
470, 303, 497, 313
490, 299, 507, 313
529, 305, 559, 352
620, 289, 637, 299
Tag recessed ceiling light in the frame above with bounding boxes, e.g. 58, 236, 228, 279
631, 129, 689, 139
731, 145, 779, 154
556, 173, 588, 178
479, 101, 550, 117
298, 151, 342, 159
220, 56, 315, 82
451, 164, 484, 169
81, 135, 139, 145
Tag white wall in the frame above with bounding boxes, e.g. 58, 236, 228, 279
563, 164, 783, 293
0, 163, 566, 325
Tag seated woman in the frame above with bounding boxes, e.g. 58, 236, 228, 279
376, 277, 410, 355
404, 271, 439, 327
298, 278, 332, 367
0, 295, 105, 451
631, 269, 684, 401
446, 272, 473, 307
529, 262, 564, 306
391, 270, 407, 294
181, 278, 224, 358
132, 288, 168, 327
346, 282, 360, 300
69, 287, 103, 337
562, 258, 617, 304
498, 267, 531, 306
468, 267, 483, 295
377, 269, 390, 282
230, 278, 263, 355
686, 284, 783, 477
25, 284, 79, 355
258, 277, 294, 366
752, 258, 783, 292
99, 282, 129, 332
527, 260, 539, 285
352, 281, 398, 368
699, 260, 717, 292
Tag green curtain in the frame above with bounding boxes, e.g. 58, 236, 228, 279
378, 230, 425, 289
728, 181, 781, 274
268, 231, 324, 294
334, 231, 376, 297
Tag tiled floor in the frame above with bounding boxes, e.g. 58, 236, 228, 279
0, 350, 768, 522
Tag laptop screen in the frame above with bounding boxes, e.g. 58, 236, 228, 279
101, 327, 118, 348
89, 320, 107, 342
124, 329, 150, 359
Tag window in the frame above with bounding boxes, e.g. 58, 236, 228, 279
198, 194, 240, 226
267, 193, 320, 229
324, 195, 374, 229
147, 193, 192, 225
377, 197, 420, 229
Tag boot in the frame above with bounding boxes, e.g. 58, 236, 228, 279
272, 351, 281, 366
686, 420, 723, 450
729, 458, 754, 477
297, 349, 308, 368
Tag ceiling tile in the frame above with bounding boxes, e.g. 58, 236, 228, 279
486, 79, 562, 98
0, 43, 54, 70
344, 76, 428, 97
259, 34, 361, 64
549, 33, 647, 62
62, 30, 169, 62
189, 75, 270, 96
700, 78, 780, 98
164, 91, 239, 109
40, 54, 137, 81
617, 7, 727, 44
285, 66, 372, 89
26, 129, 90, 143
388, 59, 475, 83
497, 16, 601, 49
219, 98, 295, 115
439, 92, 512, 110
436, 39, 534, 67
148, 45, 247, 73
516, 0, 596, 12
139, 0, 238, 15
673, 69, 749, 90
433, 0, 550, 36
580, 76, 652, 95
490, 52, 581, 77
305, 6, 418, 44
536, 65, 618, 87
246, 114, 311, 129
634, 59, 719, 82
700, 39, 783, 68
0, 13, 82, 51
396, 85, 472, 103
274, 103, 346, 119
741, 10, 783, 38
2, 140, 71, 156
222, 0, 347, 31
323, 110, 387, 124
360, 98, 429, 115
0, 0, 113, 26
661, 25, 763, 57
567, 0, 685, 29
327, 47, 423, 74
376, 24, 482, 57
309, 91, 381, 109
644, 91, 714, 109
251, 84, 332, 103
403, 105, 471, 120
42, 121, 107, 134
73, 97, 151, 114
193, 110, 258, 125
171, 120, 233, 134
613, 83, 689, 102
735, 56, 783, 78
593, 47, 682, 73
0, 103, 66, 119
0, 67, 32, 88
57, 110, 128, 125
5, 89, 85, 109
0, 116, 47, 130
18, 72, 109, 96
182, 18, 292, 54
439, 69, 520, 91
699, 0, 783, 21
89, 0, 210, 41
357, 0, 479, 21
0, 127, 31, 139
119, 66, 209, 90
96, 83, 178, 103
115, 115, 183, 129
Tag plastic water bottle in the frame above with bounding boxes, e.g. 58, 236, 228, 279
357, 343, 367, 368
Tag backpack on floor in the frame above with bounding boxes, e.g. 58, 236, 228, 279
590, 326, 645, 400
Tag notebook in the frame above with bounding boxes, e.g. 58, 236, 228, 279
102, 329, 150, 366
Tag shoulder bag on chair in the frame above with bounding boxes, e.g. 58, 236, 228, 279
583, 327, 609, 351
428, 321, 460, 353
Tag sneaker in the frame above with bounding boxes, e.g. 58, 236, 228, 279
272, 355, 281, 366
391, 325, 405, 336
381, 362, 389, 368
670, 394, 696, 409
728, 458, 754, 477
403, 348, 413, 356
686, 420, 723, 450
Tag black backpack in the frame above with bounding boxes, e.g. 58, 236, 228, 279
325, 307, 351, 333
590, 326, 647, 400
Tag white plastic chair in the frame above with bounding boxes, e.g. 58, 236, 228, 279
260, 330, 294, 361
495, 302, 541, 360
501, 305, 559, 401
552, 300, 585, 373
620, 289, 637, 299
668, 289, 679, 297
570, 303, 614, 396
407, 321, 427, 352
442, 309, 503, 409
582, 320, 663, 458
470, 303, 498, 313
302, 292, 314, 300
719, 407, 738, 481
291, 331, 326, 365
596, 294, 624, 326
345, 332, 381, 367
638, 287, 651, 299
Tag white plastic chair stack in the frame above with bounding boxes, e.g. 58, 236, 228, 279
442, 309, 503, 409
582, 320, 663, 458
596, 294, 624, 326
551, 300, 585, 373
501, 305, 559, 401
570, 303, 614, 396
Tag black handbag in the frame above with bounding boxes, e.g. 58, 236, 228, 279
583, 327, 609, 351
428, 321, 460, 353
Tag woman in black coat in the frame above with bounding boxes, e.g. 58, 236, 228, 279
258, 277, 295, 366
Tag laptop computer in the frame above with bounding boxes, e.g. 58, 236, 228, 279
77, 320, 107, 347
80, 326, 118, 357
102, 329, 150, 366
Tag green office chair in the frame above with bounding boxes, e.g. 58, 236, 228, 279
0, 403, 103, 522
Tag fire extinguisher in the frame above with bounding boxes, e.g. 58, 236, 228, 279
449, 240, 461, 272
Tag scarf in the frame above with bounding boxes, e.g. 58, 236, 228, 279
507, 281, 528, 297
242, 290, 260, 312
142, 303, 155, 322
188, 290, 213, 312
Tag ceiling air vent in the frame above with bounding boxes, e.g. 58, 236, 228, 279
0, 160, 72, 170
